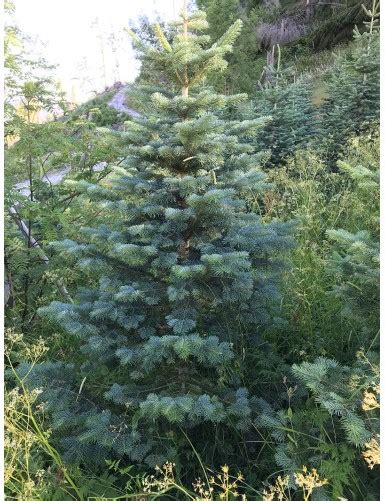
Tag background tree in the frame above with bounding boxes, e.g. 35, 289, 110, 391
252, 46, 317, 167
320, 0, 380, 162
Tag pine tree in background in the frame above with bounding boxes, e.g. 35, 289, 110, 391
252, 46, 317, 167
320, 0, 380, 161
22, 6, 294, 470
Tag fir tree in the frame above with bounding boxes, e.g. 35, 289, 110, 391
24, 6, 294, 470
320, 0, 380, 161
256, 353, 379, 499
326, 132, 379, 341
253, 46, 317, 167
129, 15, 176, 88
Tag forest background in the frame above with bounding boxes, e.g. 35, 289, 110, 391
3, 0, 381, 499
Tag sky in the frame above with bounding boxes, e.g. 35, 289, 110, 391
13, 0, 185, 103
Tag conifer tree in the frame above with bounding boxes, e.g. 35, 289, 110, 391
257, 353, 379, 498
253, 46, 317, 167
320, 0, 380, 160
326, 132, 379, 342
24, 6, 294, 469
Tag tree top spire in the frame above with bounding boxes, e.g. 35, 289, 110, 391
126, 9, 243, 95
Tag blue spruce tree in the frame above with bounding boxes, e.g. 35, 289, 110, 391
21, 6, 294, 470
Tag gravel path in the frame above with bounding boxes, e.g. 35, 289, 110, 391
13, 163, 107, 198
13, 166, 72, 196
108, 86, 141, 117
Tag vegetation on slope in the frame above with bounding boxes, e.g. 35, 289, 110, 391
4, 0, 380, 499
